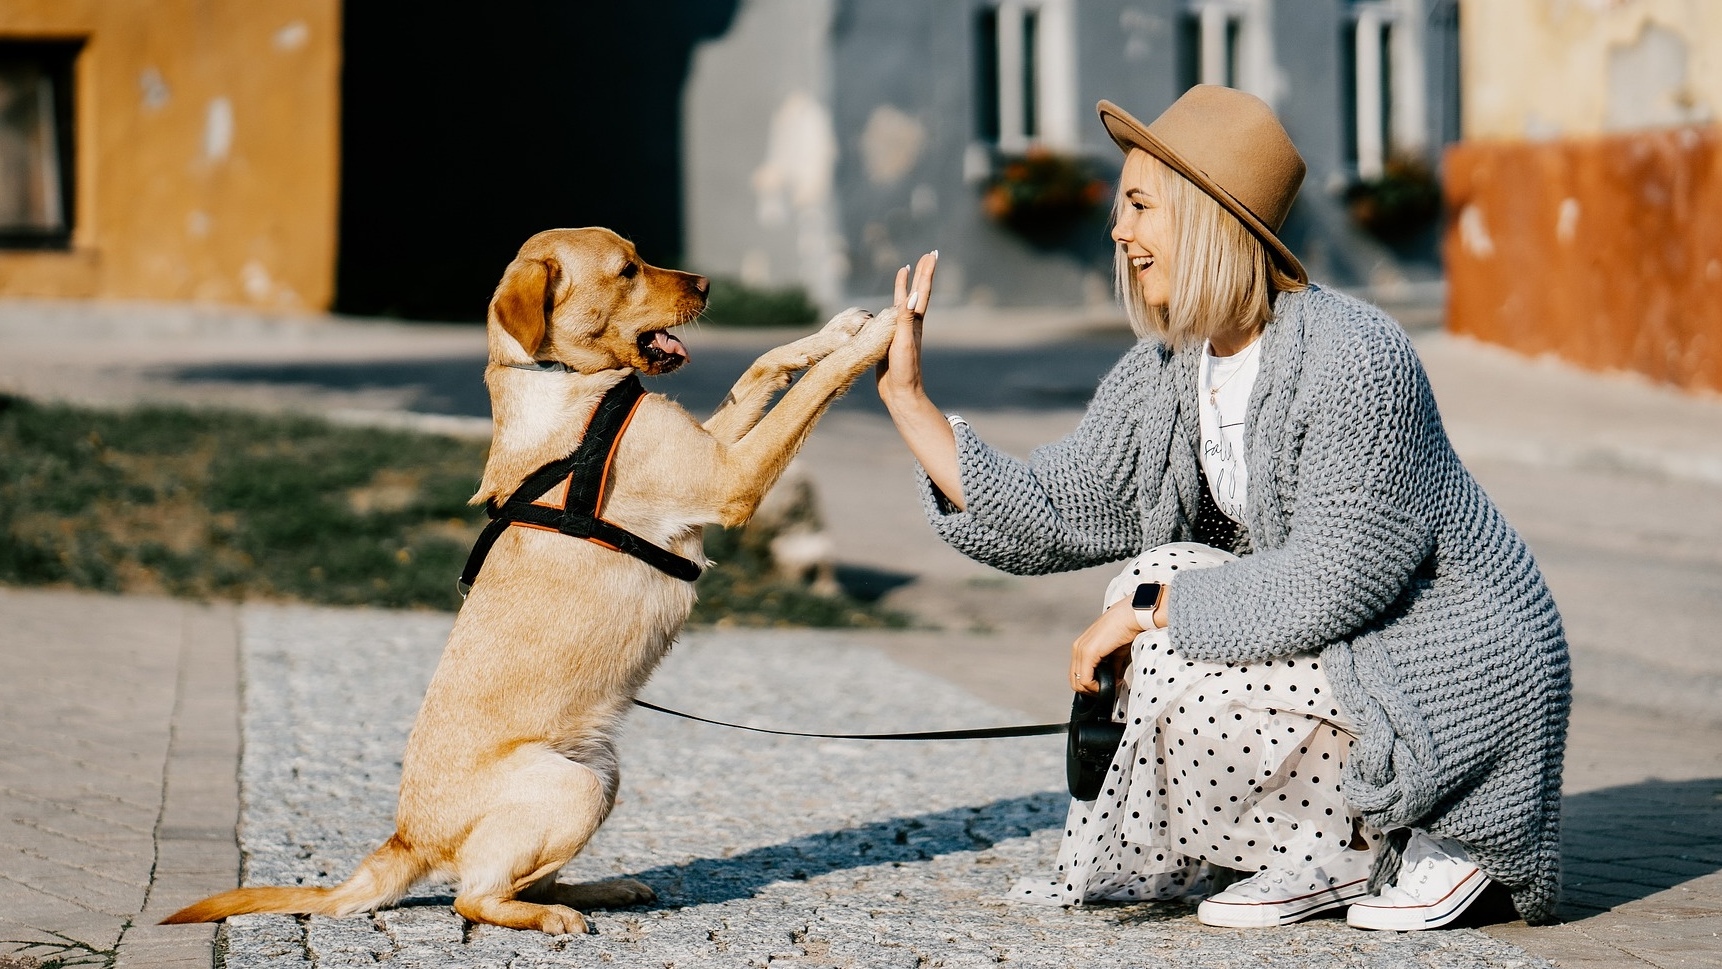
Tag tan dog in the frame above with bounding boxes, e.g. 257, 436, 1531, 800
163, 227, 898, 934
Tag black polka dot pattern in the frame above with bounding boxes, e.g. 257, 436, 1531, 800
1013, 544, 1377, 907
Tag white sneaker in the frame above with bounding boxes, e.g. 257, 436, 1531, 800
1196, 848, 1375, 928
1346, 830, 1492, 931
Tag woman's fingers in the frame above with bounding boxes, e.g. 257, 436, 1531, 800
1071, 603, 1139, 692
910, 251, 938, 314
893, 264, 909, 307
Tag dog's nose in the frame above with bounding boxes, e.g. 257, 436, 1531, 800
692, 275, 709, 295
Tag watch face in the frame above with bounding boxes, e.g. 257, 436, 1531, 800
1131, 582, 1163, 610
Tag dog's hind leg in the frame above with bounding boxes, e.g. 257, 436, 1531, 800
451, 751, 616, 935
519, 871, 655, 910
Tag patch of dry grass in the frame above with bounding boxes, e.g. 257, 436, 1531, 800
0, 395, 901, 626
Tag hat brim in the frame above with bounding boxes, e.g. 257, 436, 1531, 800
1098, 99, 1308, 286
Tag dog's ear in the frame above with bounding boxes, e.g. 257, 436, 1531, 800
489, 258, 558, 356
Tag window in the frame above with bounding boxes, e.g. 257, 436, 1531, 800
972, 1, 1076, 153
1178, 2, 1243, 91
1343, 1, 1427, 180
0, 40, 79, 249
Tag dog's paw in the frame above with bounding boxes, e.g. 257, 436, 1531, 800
820, 307, 873, 338
536, 904, 592, 936
854, 306, 902, 354
603, 878, 657, 907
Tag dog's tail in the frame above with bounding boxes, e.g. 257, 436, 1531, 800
160, 833, 428, 924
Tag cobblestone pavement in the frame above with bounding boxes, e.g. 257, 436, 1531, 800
216, 606, 1555, 969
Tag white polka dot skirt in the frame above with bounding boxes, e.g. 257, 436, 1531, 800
1012, 543, 1378, 907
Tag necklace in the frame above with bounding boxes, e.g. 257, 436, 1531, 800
1205, 337, 1262, 408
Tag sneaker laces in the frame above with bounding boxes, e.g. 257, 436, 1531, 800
1232, 867, 1298, 897
1379, 832, 1471, 901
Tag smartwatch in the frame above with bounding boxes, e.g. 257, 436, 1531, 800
1131, 582, 1163, 630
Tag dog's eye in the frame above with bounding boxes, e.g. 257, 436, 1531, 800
619, 262, 638, 279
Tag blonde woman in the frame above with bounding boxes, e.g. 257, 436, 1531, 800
877, 86, 1569, 930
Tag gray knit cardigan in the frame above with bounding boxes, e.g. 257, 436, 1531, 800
920, 285, 1570, 922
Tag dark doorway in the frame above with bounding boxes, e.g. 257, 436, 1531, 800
335, 1, 741, 322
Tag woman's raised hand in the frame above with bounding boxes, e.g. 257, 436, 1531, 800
876, 251, 938, 406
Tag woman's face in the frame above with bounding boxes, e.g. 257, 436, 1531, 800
1110, 150, 1174, 309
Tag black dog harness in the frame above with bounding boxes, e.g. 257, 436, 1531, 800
458, 373, 704, 596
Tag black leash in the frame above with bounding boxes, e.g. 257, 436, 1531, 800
632, 698, 1068, 740
459, 373, 703, 596
635, 667, 1124, 804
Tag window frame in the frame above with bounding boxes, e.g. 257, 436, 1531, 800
0, 38, 81, 251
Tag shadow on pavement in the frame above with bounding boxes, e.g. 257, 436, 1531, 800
620, 791, 1067, 908
833, 563, 918, 603
1555, 776, 1722, 921
332, 779, 1721, 927
618, 776, 1722, 920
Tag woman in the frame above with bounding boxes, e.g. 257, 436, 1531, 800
876, 86, 1569, 930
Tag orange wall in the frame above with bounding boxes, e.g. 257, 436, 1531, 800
0, 1, 339, 309
1444, 127, 1722, 393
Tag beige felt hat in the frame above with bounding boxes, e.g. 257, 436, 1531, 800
1098, 85, 1308, 284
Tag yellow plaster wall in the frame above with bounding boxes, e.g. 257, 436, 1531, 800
0, 1, 339, 308
1461, 0, 1722, 140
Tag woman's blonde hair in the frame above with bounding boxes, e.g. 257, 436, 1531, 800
1113, 152, 1305, 348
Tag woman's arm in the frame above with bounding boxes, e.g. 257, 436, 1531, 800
921, 346, 1161, 575
877, 254, 1160, 575
876, 253, 964, 507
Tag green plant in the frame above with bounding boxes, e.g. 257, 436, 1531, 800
1343, 156, 1443, 244
699, 277, 820, 327
0, 395, 898, 626
982, 146, 1110, 244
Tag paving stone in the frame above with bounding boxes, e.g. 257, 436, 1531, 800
221, 610, 1555, 968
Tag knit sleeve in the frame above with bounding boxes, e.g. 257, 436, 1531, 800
1168, 328, 1437, 662
914, 342, 1160, 575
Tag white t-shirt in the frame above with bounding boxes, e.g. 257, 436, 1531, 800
1197, 338, 1261, 524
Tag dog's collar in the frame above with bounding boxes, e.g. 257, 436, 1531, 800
503, 360, 575, 373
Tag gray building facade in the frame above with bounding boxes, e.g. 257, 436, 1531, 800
684, 0, 1460, 311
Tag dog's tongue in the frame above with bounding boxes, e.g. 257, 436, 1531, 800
651, 330, 689, 361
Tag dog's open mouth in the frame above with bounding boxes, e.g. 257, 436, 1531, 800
638, 329, 690, 373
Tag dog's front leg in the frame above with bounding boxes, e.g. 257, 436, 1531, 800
702, 308, 874, 444
699, 309, 900, 525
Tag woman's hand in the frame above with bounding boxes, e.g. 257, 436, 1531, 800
1071, 599, 1147, 693
876, 252, 938, 407
875, 252, 967, 508
1070, 587, 1169, 693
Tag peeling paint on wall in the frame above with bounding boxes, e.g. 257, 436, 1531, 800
203, 97, 233, 163
274, 20, 310, 52
138, 67, 169, 111
1606, 22, 1709, 131
1446, 127, 1722, 392
1462, 0, 1721, 139
1458, 204, 1494, 259
859, 104, 925, 187
1555, 197, 1579, 244
751, 91, 834, 228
